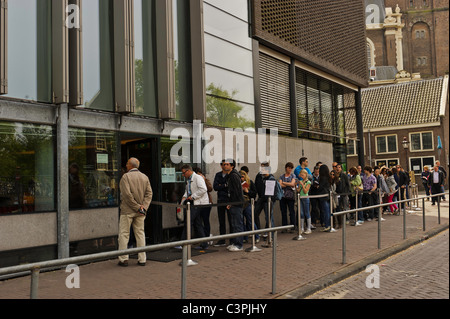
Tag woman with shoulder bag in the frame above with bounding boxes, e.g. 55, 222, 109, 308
279, 162, 297, 232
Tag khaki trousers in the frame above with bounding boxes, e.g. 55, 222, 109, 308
118, 213, 146, 263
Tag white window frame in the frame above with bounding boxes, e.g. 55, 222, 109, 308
375, 134, 398, 155
409, 156, 435, 174
347, 137, 365, 157
409, 131, 434, 152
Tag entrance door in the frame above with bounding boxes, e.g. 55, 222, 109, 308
121, 136, 162, 244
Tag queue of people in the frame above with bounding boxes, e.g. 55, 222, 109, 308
116, 156, 447, 263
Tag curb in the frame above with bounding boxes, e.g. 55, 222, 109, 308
277, 223, 449, 299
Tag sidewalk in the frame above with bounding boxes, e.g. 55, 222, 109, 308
0, 200, 448, 299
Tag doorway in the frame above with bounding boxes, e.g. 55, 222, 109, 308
121, 135, 162, 244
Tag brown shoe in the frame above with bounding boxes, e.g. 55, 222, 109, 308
118, 260, 128, 267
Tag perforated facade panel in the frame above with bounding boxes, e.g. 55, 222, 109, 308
252, 0, 369, 88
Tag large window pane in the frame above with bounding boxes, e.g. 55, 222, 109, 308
6, 0, 52, 102
410, 133, 421, 151
204, 34, 253, 76
377, 136, 387, 153
82, 0, 114, 111
134, 0, 158, 117
173, 0, 193, 122
68, 129, 119, 209
204, 0, 249, 21
422, 132, 433, 150
0, 122, 55, 214
204, 3, 252, 49
387, 135, 397, 152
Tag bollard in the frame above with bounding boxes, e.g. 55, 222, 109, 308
186, 202, 198, 266
246, 199, 262, 252
293, 193, 306, 241
30, 267, 40, 299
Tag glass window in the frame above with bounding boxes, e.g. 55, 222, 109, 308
173, 0, 193, 122
206, 91, 255, 129
377, 135, 397, 153
134, 0, 158, 117
204, 34, 253, 77
68, 128, 119, 209
6, 0, 52, 103
0, 122, 55, 214
411, 132, 433, 151
204, 0, 249, 21
203, 3, 252, 49
387, 135, 397, 152
410, 157, 435, 174
377, 136, 387, 154
81, 0, 115, 112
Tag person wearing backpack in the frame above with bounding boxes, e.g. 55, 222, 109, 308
279, 162, 297, 232
254, 162, 276, 237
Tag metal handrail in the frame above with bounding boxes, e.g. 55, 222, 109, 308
330, 191, 449, 265
0, 224, 293, 299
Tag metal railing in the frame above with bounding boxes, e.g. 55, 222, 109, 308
0, 198, 293, 299
331, 190, 449, 265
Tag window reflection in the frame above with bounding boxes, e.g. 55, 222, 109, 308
134, 0, 158, 117
68, 129, 119, 209
6, 0, 52, 102
0, 122, 55, 214
82, 0, 114, 111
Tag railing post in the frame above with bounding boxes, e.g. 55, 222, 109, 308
30, 267, 40, 299
422, 198, 426, 231
271, 230, 277, 295
378, 188, 382, 249
438, 195, 441, 225
247, 199, 262, 252
294, 193, 306, 240
342, 213, 347, 265
181, 245, 187, 299
186, 202, 198, 266
403, 198, 407, 240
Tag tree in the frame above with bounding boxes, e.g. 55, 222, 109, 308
206, 83, 254, 130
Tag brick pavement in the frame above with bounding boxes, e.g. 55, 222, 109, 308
0, 200, 448, 299
307, 230, 449, 299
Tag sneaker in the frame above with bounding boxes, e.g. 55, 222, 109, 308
367, 218, 372, 222
226, 244, 234, 250
214, 242, 227, 247
322, 227, 331, 232
304, 229, 312, 234
355, 221, 364, 226
228, 245, 243, 252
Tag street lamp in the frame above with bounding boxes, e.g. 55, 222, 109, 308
402, 137, 410, 172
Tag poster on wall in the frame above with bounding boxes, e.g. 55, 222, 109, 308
162, 168, 176, 184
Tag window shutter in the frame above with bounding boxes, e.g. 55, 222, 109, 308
259, 53, 291, 134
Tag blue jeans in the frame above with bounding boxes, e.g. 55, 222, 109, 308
229, 205, 244, 248
319, 199, 331, 228
300, 197, 311, 219
280, 198, 296, 226
243, 204, 259, 240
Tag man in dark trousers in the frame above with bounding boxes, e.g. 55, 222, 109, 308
223, 159, 245, 251
213, 160, 231, 247
428, 165, 445, 205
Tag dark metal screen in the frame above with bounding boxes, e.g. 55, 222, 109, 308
252, 0, 368, 88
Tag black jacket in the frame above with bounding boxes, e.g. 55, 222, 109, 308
428, 171, 445, 186
213, 171, 229, 202
226, 169, 245, 206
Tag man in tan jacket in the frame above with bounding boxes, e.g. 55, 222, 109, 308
118, 158, 153, 267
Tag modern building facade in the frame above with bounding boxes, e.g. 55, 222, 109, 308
0, 0, 368, 267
